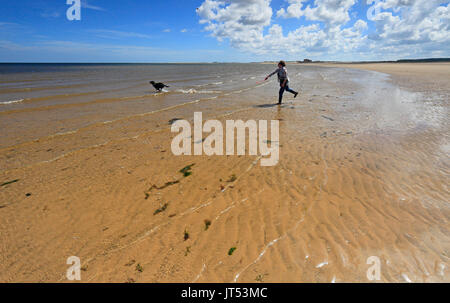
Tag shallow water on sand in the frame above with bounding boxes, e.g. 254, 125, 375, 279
0, 63, 448, 282
0, 64, 273, 148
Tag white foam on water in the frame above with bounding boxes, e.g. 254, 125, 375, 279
402, 273, 412, 283
192, 263, 207, 283
176, 88, 197, 94
233, 236, 283, 282
176, 88, 221, 94
316, 261, 328, 268
0, 99, 24, 105
438, 263, 446, 277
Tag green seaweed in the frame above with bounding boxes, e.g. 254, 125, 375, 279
228, 247, 237, 256
321, 115, 335, 121
184, 229, 190, 241
227, 174, 237, 183
135, 263, 143, 272
204, 219, 212, 231
1, 179, 19, 187
255, 273, 268, 282
145, 180, 180, 199
179, 164, 195, 177
154, 203, 169, 215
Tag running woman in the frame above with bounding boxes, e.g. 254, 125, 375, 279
265, 60, 298, 104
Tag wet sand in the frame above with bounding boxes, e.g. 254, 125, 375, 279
0, 63, 448, 282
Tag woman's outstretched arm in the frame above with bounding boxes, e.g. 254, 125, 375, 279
265, 69, 279, 81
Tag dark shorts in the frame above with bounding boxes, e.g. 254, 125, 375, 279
279, 78, 288, 86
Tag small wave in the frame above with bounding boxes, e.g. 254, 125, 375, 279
195, 83, 210, 88
316, 261, 328, 268
195, 81, 223, 87
0, 99, 24, 105
176, 89, 221, 94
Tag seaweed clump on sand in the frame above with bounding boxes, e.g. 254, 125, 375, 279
153, 203, 169, 215
144, 163, 195, 200
1, 179, 19, 187
184, 229, 190, 241
204, 219, 212, 231
179, 164, 195, 177
135, 263, 144, 273
145, 181, 180, 200
227, 174, 237, 183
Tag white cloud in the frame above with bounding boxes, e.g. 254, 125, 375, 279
181, 29, 188, 33
197, 0, 273, 48
163, 29, 171, 32
277, 0, 357, 26
197, 0, 450, 60
368, 0, 450, 44
81, 0, 105, 11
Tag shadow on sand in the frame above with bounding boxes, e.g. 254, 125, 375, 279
254, 103, 293, 109
254, 103, 282, 108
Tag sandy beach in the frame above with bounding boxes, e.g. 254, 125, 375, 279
0, 62, 448, 283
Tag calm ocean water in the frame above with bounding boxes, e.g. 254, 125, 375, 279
0, 63, 275, 107
1, 63, 410, 149
0, 63, 305, 147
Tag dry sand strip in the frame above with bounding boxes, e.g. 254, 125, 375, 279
310, 62, 450, 90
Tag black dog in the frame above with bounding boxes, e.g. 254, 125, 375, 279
150, 81, 169, 91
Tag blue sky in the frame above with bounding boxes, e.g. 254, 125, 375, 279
0, 0, 448, 62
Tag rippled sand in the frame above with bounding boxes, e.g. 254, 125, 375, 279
0, 63, 448, 282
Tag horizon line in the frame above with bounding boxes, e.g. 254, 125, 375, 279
0, 58, 449, 64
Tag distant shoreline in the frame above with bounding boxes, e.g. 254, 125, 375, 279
1, 58, 449, 64
262, 58, 450, 64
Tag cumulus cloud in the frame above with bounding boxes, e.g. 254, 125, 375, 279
197, 0, 273, 51
197, 0, 450, 60
369, 0, 449, 43
277, 0, 357, 26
